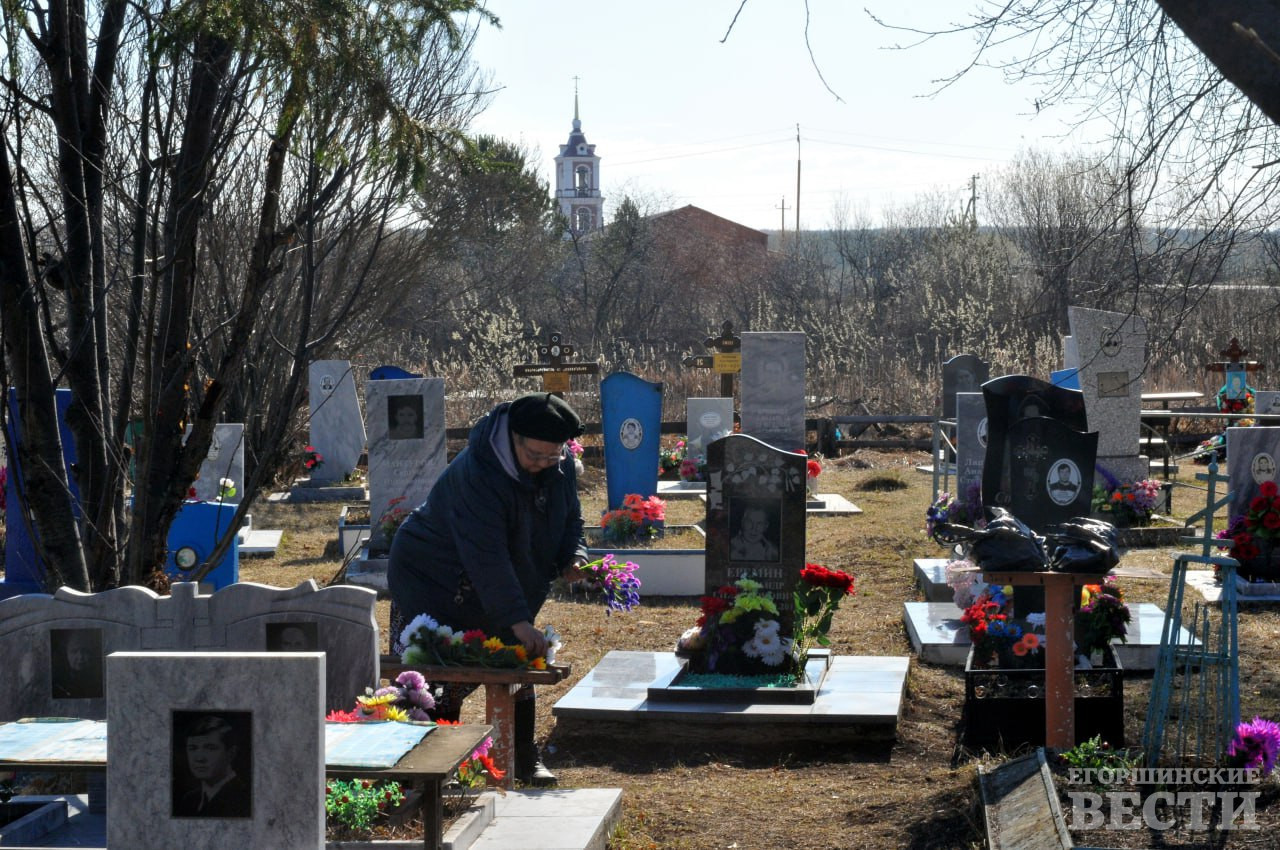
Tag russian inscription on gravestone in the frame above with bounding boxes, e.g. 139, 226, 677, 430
1227, 427, 1280, 521
704, 434, 807, 632
308, 360, 365, 483
365, 378, 446, 548
941, 354, 990, 420
739, 332, 806, 453
185, 423, 245, 502
993, 416, 1098, 533
686, 398, 734, 459
601, 372, 663, 511
955, 392, 988, 500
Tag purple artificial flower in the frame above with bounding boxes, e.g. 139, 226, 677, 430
1229, 716, 1280, 777
396, 670, 427, 691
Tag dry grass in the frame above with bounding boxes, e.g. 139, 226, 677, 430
240, 451, 1280, 850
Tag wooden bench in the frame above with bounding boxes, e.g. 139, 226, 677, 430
381, 655, 571, 789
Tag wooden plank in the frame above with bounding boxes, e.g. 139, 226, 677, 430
978, 748, 1073, 850
380, 655, 571, 686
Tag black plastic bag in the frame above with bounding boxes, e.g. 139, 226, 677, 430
935, 507, 1048, 572
1044, 517, 1120, 574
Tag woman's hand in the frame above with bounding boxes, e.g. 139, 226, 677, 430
511, 620, 549, 658
561, 556, 590, 583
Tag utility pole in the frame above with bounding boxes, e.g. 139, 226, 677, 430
795, 123, 802, 238
965, 174, 980, 229
776, 196, 789, 239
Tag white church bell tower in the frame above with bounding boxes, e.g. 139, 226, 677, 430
554, 83, 603, 238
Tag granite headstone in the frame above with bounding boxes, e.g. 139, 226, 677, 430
601, 371, 663, 510
739, 332, 806, 452
941, 354, 990, 420
107, 652, 324, 849
365, 377, 446, 548
1227, 427, 1280, 521
308, 360, 366, 483
993, 416, 1098, 532
1068, 306, 1148, 481
0, 580, 378, 720
1255, 391, 1280, 417
955, 392, 988, 500
704, 434, 807, 632
186, 423, 245, 503
686, 398, 735, 460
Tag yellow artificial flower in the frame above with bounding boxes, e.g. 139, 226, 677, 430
530, 657, 547, 670
483, 636, 504, 652
385, 706, 409, 722
512, 645, 528, 662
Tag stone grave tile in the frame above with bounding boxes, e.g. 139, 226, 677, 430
941, 354, 990, 420
1068, 306, 1148, 459
107, 652, 324, 849
1226, 426, 1280, 520
739, 332, 806, 453
1256, 391, 1280, 416
365, 377, 446, 548
655, 479, 706, 497
601, 371, 663, 509
914, 558, 954, 603
902, 602, 971, 666
308, 360, 366, 482
804, 493, 863, 516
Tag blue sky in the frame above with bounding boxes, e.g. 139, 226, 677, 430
467, 1, 1101, 231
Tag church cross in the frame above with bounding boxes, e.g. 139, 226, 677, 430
681, 321, 742, 398
513, 330, 599, 398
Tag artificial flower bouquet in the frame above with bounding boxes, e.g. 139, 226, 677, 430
599, 493, 666, 544
1227, 716, 1280, 778
659, 440, 686, 476
791, 562, 855, 659
677, 578, 793, 676
398, 615, 554, 670
303, 444, 325, 473
925, 482, 985, 545
1091, 475, 1163, 527
576, 554, 641, 613
378, 496, 410, 541
679, 455, 707, 482
1074, 579, 1130, 656
1216, 480, 1280, 580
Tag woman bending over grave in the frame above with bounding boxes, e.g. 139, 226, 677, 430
388, 392, 589, 786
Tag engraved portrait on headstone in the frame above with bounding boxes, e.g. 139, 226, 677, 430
320, 374, 335, 394
50, 627, 104, 700
387, 395, 424, 441
729, 499, 782, 563
265, 621, 318, 652
172, 711, 253, 819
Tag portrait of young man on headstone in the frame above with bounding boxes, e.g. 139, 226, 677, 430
387, 394, 424, 441
49, 628, 104, 700
1046, 460, 1081, 506
265, 621, 318, 652
171, 711, 253, 819
729, 498, 782, 563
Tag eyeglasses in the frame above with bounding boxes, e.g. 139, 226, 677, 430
516, 438, 566, 464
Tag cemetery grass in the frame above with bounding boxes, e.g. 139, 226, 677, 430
244, 454, 1280, 850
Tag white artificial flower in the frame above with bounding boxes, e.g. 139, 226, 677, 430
754, 619, 781, 639
434, 624, 456, 642
400, 614, 438, 648
742, 638, 762, 659
401, 645, 428, 665
219, 477, 234, 490
1026, 612, 1047, 630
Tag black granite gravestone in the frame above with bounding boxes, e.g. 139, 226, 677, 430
704, 434, 807, 633
997, 416, 1099, 532
941, 354, 991, 420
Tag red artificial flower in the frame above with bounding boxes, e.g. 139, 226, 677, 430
326, 708, 360, 723
1265, 511, 1280, 531
806, 459, 822, 479
1261, 480, 1279, 499
475, 753, 506, 782
1252, 496, 1271, 513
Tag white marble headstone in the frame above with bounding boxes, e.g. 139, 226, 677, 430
1227, 427, 1280, 520
686, 398, 734, 459
185, 423, 245, 502
1068, 307, 1147, 463
107, 652, 324, 850
1063, 335, 1079, 370
0, 580, 377, 720
309, 360, 366, 483
739, 332, 806, 452
1255, 391, 1280, 418
365, 377, 447, 547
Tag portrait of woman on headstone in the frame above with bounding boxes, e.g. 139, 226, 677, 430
387, 395, 424, 441
172, 711, 252, 819
265, 621, 318, 652
1252, 453, 1277, 484
729, 499, 781, 563
50, 628, 104, 700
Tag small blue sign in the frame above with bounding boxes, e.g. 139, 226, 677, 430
1050, 368, 1080, 390
600, 372, 663, 511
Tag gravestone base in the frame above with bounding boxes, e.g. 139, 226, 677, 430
902, 600, 1195, 671
285, 480, 368, 503
346, 550, 389, 598
655, 479, 706, 499
553, 650, 908, 737
913, 557, 956, 603
647, 651, 830, 705
0, 798, 68, 845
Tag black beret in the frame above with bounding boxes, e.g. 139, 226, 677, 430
508, 393, 584, 442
